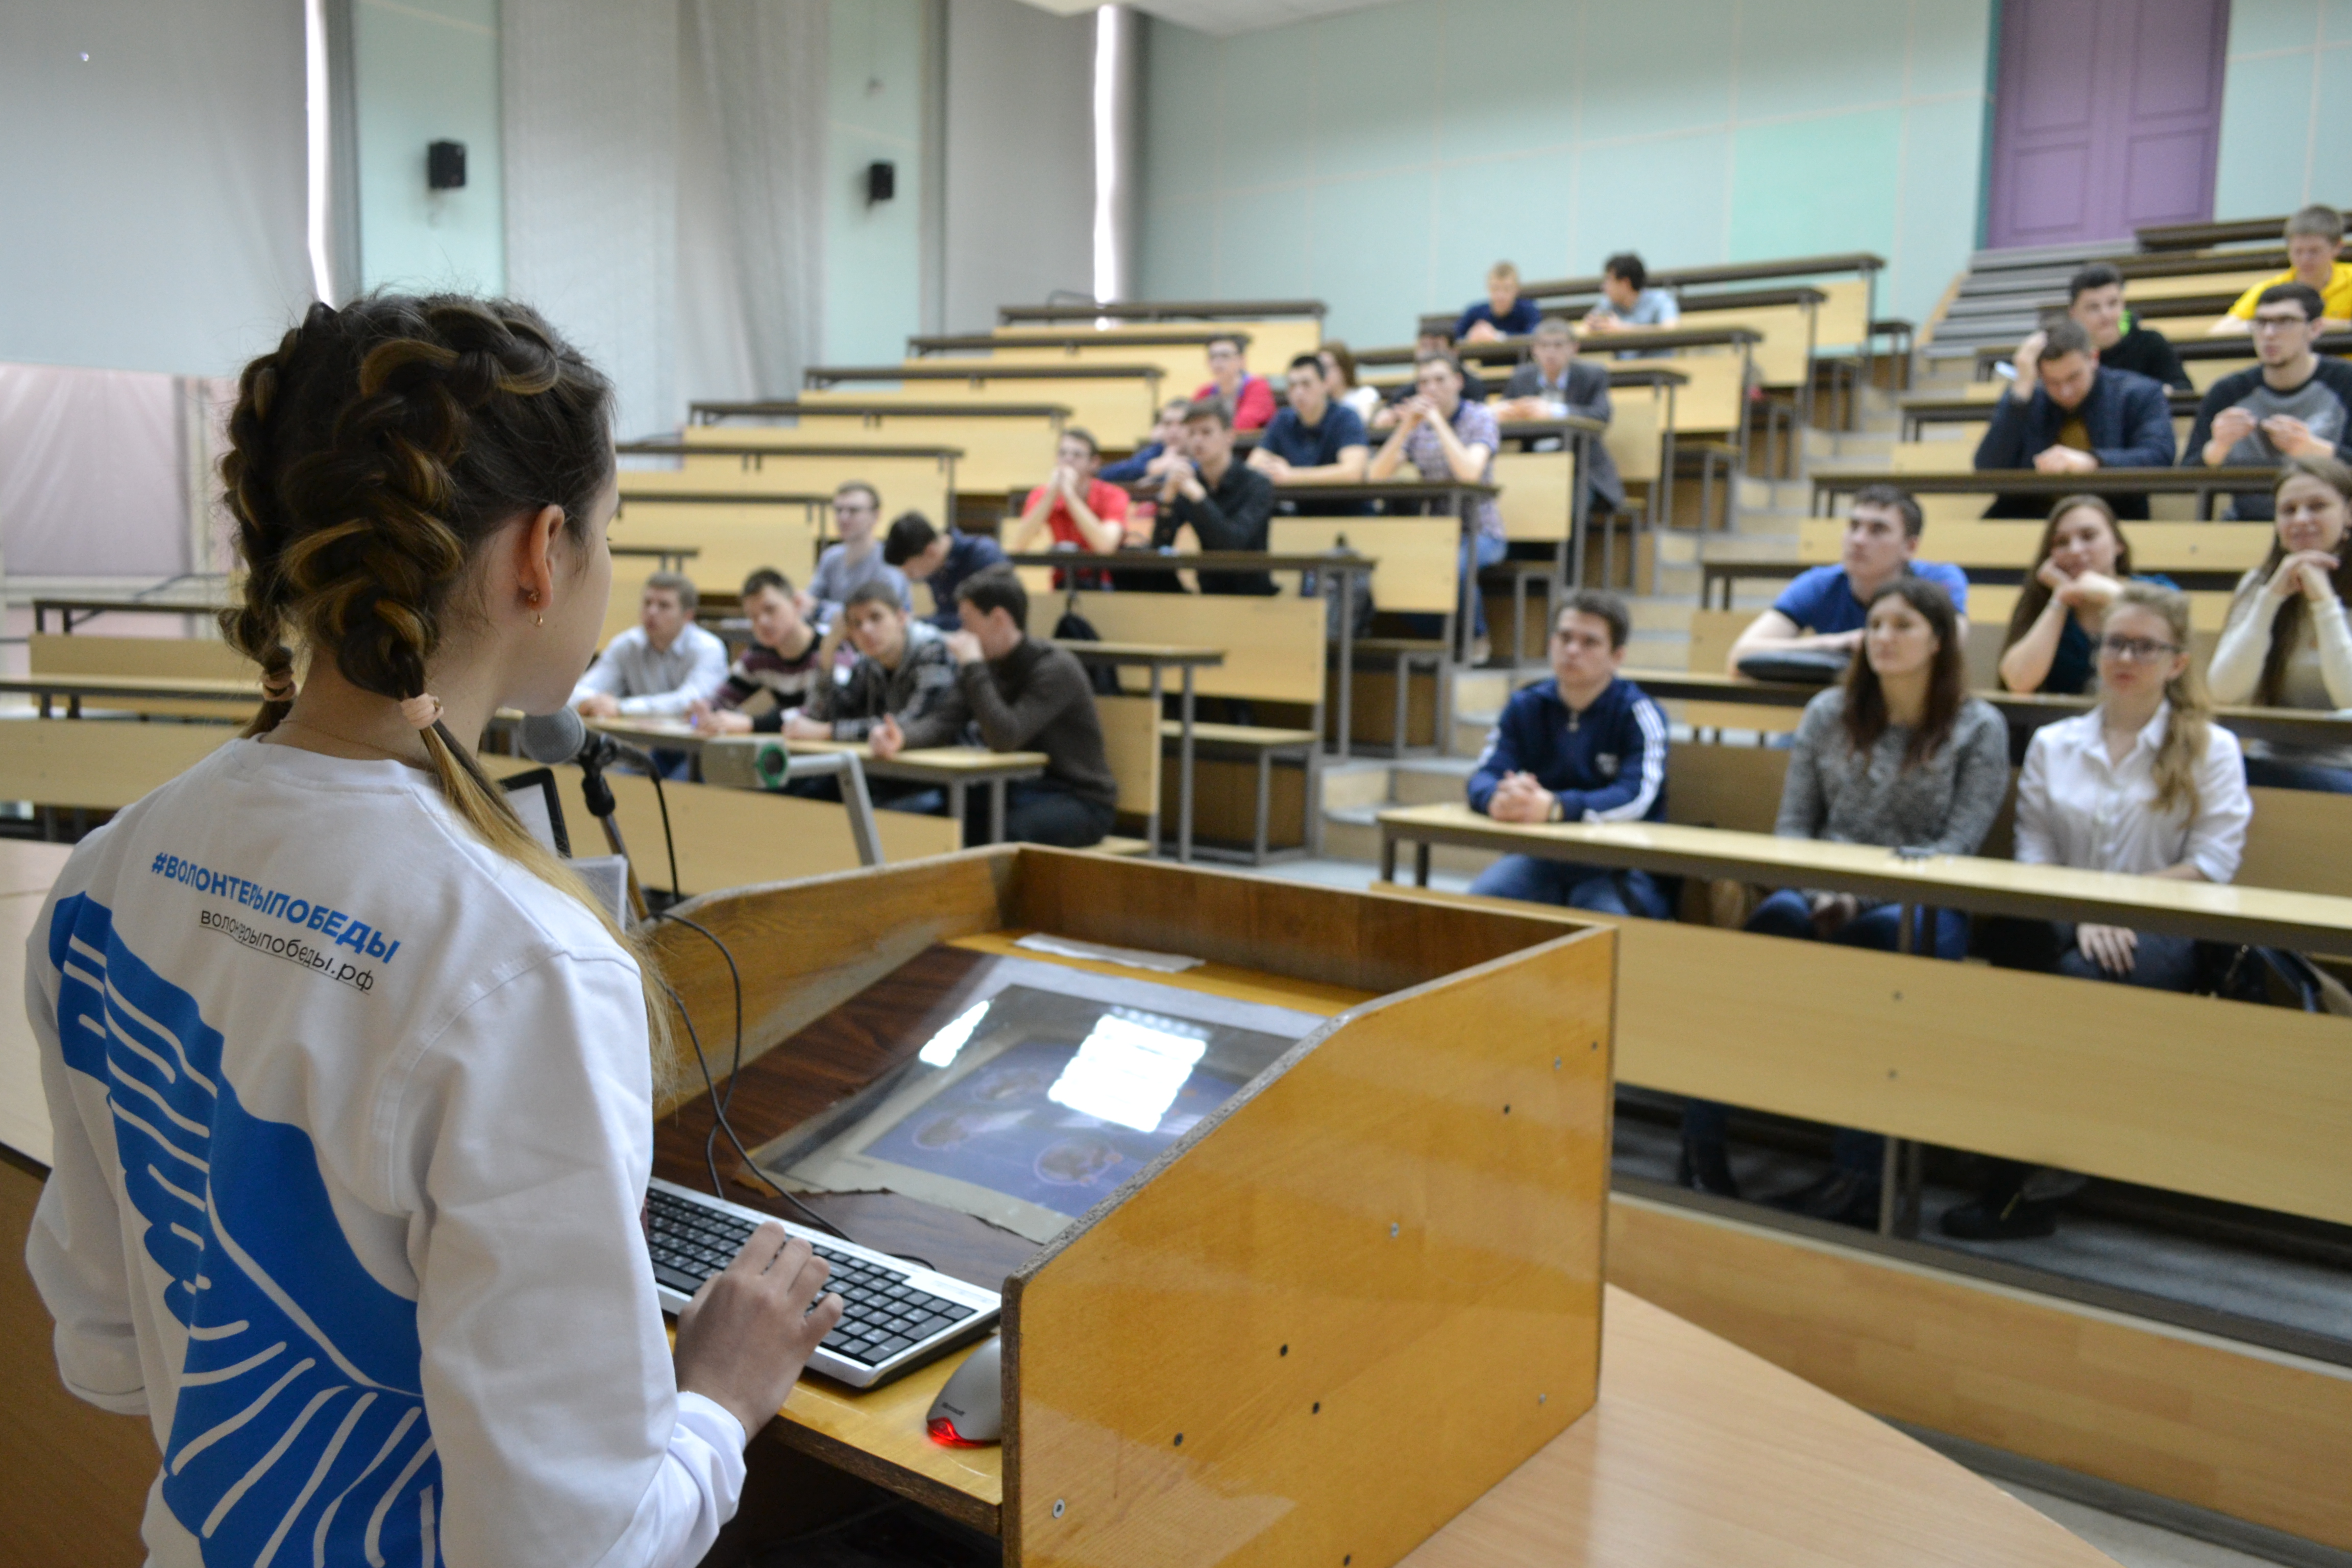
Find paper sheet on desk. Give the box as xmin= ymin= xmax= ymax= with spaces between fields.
xmin=1014 ymin=933 xmax=1203 ymax=973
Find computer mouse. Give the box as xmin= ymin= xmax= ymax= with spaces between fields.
xmin=925 ymin=1334 xmax=1001 ymax=1446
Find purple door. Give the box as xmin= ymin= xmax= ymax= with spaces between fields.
xmin=1984 ymin=0 xmax=2230 ymax=251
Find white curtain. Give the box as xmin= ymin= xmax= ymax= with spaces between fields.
xmin=0 ymin=366 xmax=186 ymax=580
xmin=679 ymin=0 xmax=830 ymax=406
xmin=0 ymin=0 xmax=312 ymax=378
xmin=501 ymin=0 xmax=682 ymax=440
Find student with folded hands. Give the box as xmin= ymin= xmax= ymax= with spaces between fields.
xmin=1680 ymin=578 xmax=2006 ymax=1218
xmin=2207 ymin=456 xmax=2352 ymax=791
xmin=1962 ymin=582 xmax=2250 ymax=1239
xmin=1997 ymin=495 xmax=2175 ymax=695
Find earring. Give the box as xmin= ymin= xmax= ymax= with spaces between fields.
xmin=533 ymin=611 xmax=545 ymax=627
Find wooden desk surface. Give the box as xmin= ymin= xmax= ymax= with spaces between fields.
xmin=1402 ymin=1287 xmax=2118 ymax=1568
xmin=1813 ymin=465 xmax=2282 ymax=500
xmin=1621 ymin=667 xmax=2352 ymax=749
xmin=691 ymin=399 xmax=1073 ymax=422
xmin=1378 ymin=802 xmax=2352 ymax=950
xmin=805 ymin=362 xmax=1165 ymax=384
xmin=0 ymin=674 xmax=259 ymax=702
xmin=1005 ymin=550 xmax=1380 ymax=575
xmin=1043 ymin=639 xmax=1224 ymax=666
xmin=587 ymin=718 xmax=1048 ymax=778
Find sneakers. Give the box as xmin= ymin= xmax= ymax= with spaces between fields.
xmin=1766 ymin=1169 xmax=1882 ymax=1229
xmin=1676 ymin=1134 xmax=1741 ymax=1199
xmin=1467 ymin=634 xmax=1492 ymax=666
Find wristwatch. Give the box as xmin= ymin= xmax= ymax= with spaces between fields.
xmin=1548 ymin=797 xmax=1565 ymax=823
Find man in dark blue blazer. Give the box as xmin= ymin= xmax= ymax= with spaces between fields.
xmin=1972 ymin=317 xmax=2176 ymax=517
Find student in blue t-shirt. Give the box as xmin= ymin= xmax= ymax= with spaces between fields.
xmin=1997 ymin=495 xmax=2175 ymax=694
xmin=1465 ymin=591 xmax=1672 ymax=917
xmin=1248 ymin=353 xmax=1371 ymax=505
xmin=1724 ymin=485 xmax=1970 ymax=672
xmin=1455 ymin=260 xmax=1542 ymax=342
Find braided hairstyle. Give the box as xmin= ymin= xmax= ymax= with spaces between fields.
xmin=220 ymin=296 xmax=673 ymax=1069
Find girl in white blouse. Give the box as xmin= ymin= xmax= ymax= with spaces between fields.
xmin=1949 ymin=583 xmax=2251 ymax=1240
xmin=2207 ymin=456 xmax=2352 ymax=791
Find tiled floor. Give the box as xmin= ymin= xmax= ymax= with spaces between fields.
xmin=1996 ymin=1483 xmax=2284 ymax=1568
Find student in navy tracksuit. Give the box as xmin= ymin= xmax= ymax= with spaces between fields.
xmin=1466 ymin=591 xmax=1672 ymax=917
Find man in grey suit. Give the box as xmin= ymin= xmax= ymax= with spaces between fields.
xmin=1494 ymin=315 xmax=1622 ymax=516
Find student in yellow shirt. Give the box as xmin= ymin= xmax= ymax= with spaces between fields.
xmin=2211 ymin=204 xmax=2352 ymax=333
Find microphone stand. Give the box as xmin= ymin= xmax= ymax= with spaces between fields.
xmin=576 ymin=749 xmax=651 ymax=923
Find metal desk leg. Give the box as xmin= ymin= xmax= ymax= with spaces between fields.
xmin=1380 ymin=828 xmax=1398 ymax=883
xmin=948 ymin=780 xmax=967 ymax=844
xmin=1253 ymin=750 xmax=1271 ymax=864
xmin=1147 ymin=665 xmax=1165 ymax=856
xmin=1879 ymin=901 xmax=1925 ymax=1239
xmin=1414 ymin=841 xmax=1431 ymax=888
xmin=990 ymin=779 xmax=1007 ymax=846
xmin=1335 ymin=566 xmax=1356 ymax=762
xmin=1567 ymin=431 xmax=1592 ymax=583
xmin=1178 ymin=668 xmax=1196 ymax=864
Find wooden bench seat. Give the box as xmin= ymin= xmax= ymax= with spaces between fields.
xmin=1158 ymin=721 xmax=1322 ymax=864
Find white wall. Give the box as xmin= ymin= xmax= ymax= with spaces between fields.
xmin=941 ymin=0 xmax=1095 ymax=334
xmin=2213 ymin=1 xmax=2352 ymax=219
xmin=354 ymin=0 xmax=506 ymax=295
xmin=502 ymin=0 xmax=679 ymax=438
xmin=0 ymin=0 xmax=312 ymax=377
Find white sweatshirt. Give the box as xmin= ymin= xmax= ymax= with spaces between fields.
xmin=23 ymin=740 xmax=744 ymax=1567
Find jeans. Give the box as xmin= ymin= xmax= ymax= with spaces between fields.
xmin=964 ymin=779 xmax=1116 ymax=848
xmin=2244 ymin=755 xmax=2352 ymax=794
xmin=1684 ymin=888 xmax=1968 ymax=1175
xmin=786 ymin=775 xmax=946 ymax=815
xmin=1980 ymin=917 xmax=2202 ymax=992
xmin=1459 ymin=529 xmax=1509 ymax=638
xmin=1467 ymin=855 xmax=1673 ymax=919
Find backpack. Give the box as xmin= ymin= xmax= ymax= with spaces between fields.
xmin=1052 ymin=610 xmax=1124 ymax=696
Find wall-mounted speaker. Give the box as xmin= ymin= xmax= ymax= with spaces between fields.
xmin=865 ymin=160 xmax=895 ymax=204
xmin=427 ymin=141 xmax=467 ymax=191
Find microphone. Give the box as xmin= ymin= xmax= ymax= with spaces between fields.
xmin=517 ymin=707 xmax=656 ymax=773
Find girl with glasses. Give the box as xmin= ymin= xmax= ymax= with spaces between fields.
xmin=1956 ymin=582 xmax=2251 ymax=1239
xmin=2207 ymin=455 xmax=2352 ymax=790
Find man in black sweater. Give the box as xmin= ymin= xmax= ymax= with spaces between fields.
xmin=946 ymin=568 xmax=1118 ymax=848
xmin=1973 ymin=317 xmax=2175 ymax=517
xmin=2180 ymin=281 xmax=2352 ymax=519
xmin=2065 ymin=263 xmax=2190 ymax=391
xmin=1153 ymin=400 xmax=1278 ymax=595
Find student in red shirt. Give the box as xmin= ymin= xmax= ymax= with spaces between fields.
xmin=1194 ymin=334 xmax=1276 ymax=430
xmin=1007 ymin=428 xmax=1134 ymax=555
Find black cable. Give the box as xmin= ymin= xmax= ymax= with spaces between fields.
xmin=644 ymin=766 xmax=683 ymax=908
xmin=651 ymin=912 xmax=853 ymax=1242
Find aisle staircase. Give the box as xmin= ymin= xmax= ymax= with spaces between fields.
xmin=1311 ymin=348 xmax=1970 ymax=869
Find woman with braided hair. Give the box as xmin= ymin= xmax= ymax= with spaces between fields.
xmin=26 ymin=296 xmax=840 ymax=1567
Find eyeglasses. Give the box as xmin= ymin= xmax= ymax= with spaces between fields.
xmin=2250 ymin=315 xmax=2311 ymax=333
xmin=2096 ymin=635 xmax=2180 ymax=662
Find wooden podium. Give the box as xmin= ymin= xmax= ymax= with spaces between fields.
xmin=646 ymin=846 xmax=1617 ymax=1566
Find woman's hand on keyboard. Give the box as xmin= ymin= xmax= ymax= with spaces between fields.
xmin=673 ymin=1224 xmax=845 ymax=1437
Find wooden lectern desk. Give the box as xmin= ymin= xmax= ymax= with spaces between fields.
xmin=645 ymin=848 xmax=2119 ymax=1568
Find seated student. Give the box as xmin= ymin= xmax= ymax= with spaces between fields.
xmin=1371 ymin=328 xmax=1489 ymax=427
xmin=1581 ymin=252 xmax=1679 ymax=349
xmin=1494 ymin=315 xmax=1623 ymax=517
xmin=1997 ymin=495 xmax=2176 ymax=695
xmin=1097 ymin=396 xmax=1192 ymax=483
xmin=2207 ymin=456 xmax=2352 ymax=791
xmin=1249 ymin=351 xmax=1370 ymax=487
xmin=1972 ymin=318 xmax=2175 ymax=518
xmin=570 ymin=569 xmax=730 ymax=717
xmin=884 ymin=509 xmax=1007 ymax=630
xmin=1008 ymin=428 xmax=1135 ymax=556
xmin=1319 ymin=340 xmax=1384 ymax=425
xmin=1194 ymin=334 xmax=1276 ymax=430
xmin=1370 ymin=351 xmax=1507 ymax=660
xmin=2208 ymin=204 xmax=2352 ymax=335
xmin=687 ymin=567 xmax=825 ymax=732
xmin=1724 ymin=485 xmax=1969 ymax=670
xmin=1687 ymin=579 xmax=2007 ymax=1220
xmin=805 ymin=481 xmax=912 ymax=626
xmin=797 ymin=579 xmax=966 ymax=752
xmin=1465 ymin=591 xmax=1671 ymax=917
xmin=1456 ymin=260 xmax=1542 ymax=342
xmin=944 ymin=567 xmax=1118 ymax=847
xmin=1153 ymin=399 xmax=1277 ymax=595
xmin=2065 ymin=262 xmax=2190 ymax=391
xmin=2182 ymin=282 xmax=2352 ymax=520
xmin=1959 ymin=582 xmax=2250 ymax=1241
